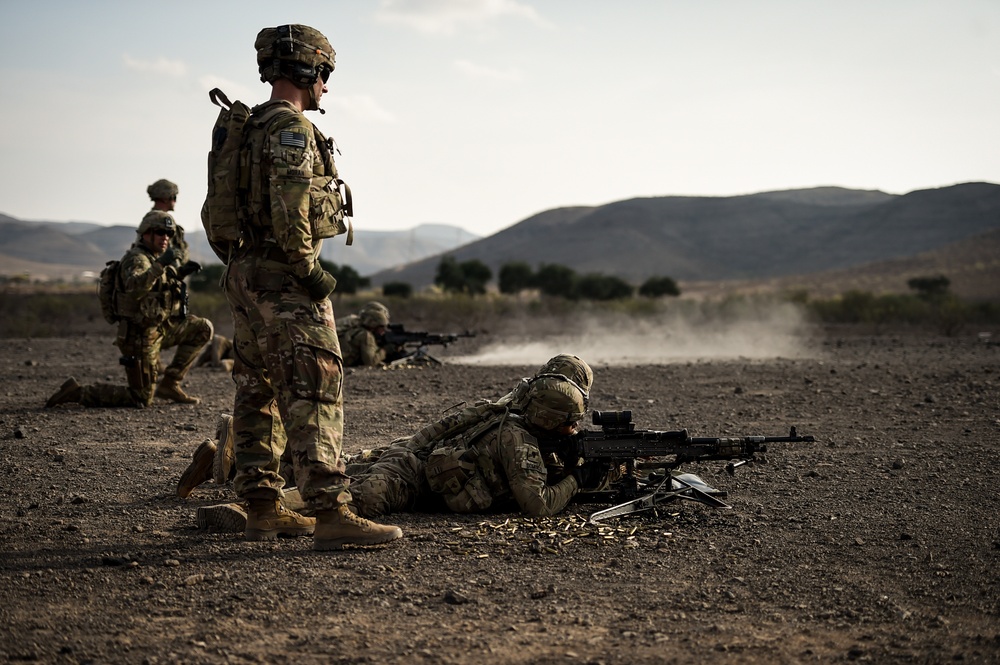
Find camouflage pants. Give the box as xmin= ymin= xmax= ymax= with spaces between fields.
xmin=348 ymin=446 xmax=430 ymax=517
xmin=225 ymin=255 xmax=349 ymax=511
xmin=80 ymin=316 xmax=212 ymax=408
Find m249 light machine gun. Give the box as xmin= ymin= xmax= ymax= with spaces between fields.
xmin=544 ymin=410 xmax=815 ymax=523
xmin=382 ymin=324 xmax=476 ymax=366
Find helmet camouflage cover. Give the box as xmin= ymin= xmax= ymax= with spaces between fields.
xmin=256 ymin=24 xmax=335 ymax=87
xmin=523 ymin=376 xmax=587 ymax=431
xmin=137 ymin=210 xmax=176 ymax=236
xmin=359 ymin=302 xmax=390 ymax=328
xmin=535 ymin=354 xmax=593 ymax=395
xmin=146 ymin=179 xmax=178 ymax=201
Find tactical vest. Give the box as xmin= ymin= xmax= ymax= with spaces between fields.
xmin=242 ymin=102 xmax=353 ymax=246
xmin=114 ymin=245 xmax=178 ymax=328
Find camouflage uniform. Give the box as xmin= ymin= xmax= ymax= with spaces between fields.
xmin=348 ymin=357 xmax=593 ymax=518
xmin=224 ymin=98 xmax=351 ymax=510
xmin=48 ymin=212 xmax=213 ymax=408
xmin=337 ymin=302 xmax=391 ymax=367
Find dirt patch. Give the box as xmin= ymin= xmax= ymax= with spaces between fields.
xmin=1 ymin=325 xmax=999 ymax=664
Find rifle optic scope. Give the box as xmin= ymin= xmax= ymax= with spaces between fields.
xmin=592 ymin=410 xmax=632 ymax=427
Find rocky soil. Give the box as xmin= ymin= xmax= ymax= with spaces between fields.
xmin=1 ymin=325 xmax=998 ymax=664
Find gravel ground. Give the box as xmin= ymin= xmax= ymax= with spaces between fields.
xmin=1 ymin=325 xmax=998 ymax=664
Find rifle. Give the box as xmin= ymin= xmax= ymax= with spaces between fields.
xmin=381 ymin=323 xmax=475 ymax=366
xmin=541 ymin=410 xmax=815 ymax=523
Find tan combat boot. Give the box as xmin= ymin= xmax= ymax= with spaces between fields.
xmin=177 ymin=439 xmax=217 ymax=498
xmin=45 ymin=377 xmax=82 ymax=408
xmin=156 ymin=376 xmax=200 ymax=404
xmin=313 ymin=505 xmax=403 ymax=551
xmin=197 ymin=502 xmax=248 ymax=532
xmin=245 ymin=499 xmax=316 ymax=541
xmin=212 ymin=414 xmax=235 ymax=484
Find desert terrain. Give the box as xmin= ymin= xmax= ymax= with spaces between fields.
xmin=1 ymin=319 xmax=998 ymax=664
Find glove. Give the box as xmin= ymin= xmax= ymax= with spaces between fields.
xmin=156 ymin=246 xmax=178 ymax=267
xmin=299 ymin=265 xmax=337 ymax=301
xmin=572 ymin=460 xmax=611 ymax=491
xmin=176 ymin=260 xmax=202 ymax=280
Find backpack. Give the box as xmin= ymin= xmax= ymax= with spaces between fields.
xmin=97 ymin=259 xmax=122 ymax=324
xmin=201 ymin=88 xmax=252 ymax=258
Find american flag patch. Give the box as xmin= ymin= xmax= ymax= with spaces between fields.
xmin=279 ymin=131 xmax=307 ymax=148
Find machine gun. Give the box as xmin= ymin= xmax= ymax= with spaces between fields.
xmin=381 ymin=324 xmax=476 ymax=366
xmin=541 ymin=410 xmax=815 ymax=523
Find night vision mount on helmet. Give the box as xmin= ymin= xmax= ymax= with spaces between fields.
xmin=255 ymin=24 xmax=335 ymax=89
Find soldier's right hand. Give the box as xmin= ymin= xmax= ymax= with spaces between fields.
xmin=156 ymin=246 xmax=178 ymax=267
xmin=572 ymin=460 xmax=611 ymax=491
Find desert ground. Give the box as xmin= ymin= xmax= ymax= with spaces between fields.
xmin=1 ymin=319 xmax=998 ymax=664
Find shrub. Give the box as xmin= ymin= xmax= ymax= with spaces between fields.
xmin=498 ymin=262 xmax=534 ymax=295
xmin=639 ymin=276 xmax=681 ymax=298
xmin=576 ymin=273 xmax=634 ymax=300
xmin=382 ymin=281 xmax=413 ymax=298
xmin=533 ymin=263 xmax=577 ymax=299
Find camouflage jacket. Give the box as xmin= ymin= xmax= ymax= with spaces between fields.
xmin=115 ymin=242 xmax=182 ymax=328
xmin=337 ymin=315 xmax=385 ymax=367
xmin=423 ymin=413 xmax=579 ymax=517
xmin=243 ymin=100 xmax=349 ymax=281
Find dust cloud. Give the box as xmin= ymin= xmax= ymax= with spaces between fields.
xmin=451 ymin=301 xmax=818 ymax=366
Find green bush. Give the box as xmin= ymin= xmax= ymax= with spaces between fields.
xmin=382 ymin=281 xmax=413 ymax=298
xmin=534 ymin=263 xmax=578 ymax=299
xmin=498 ymin=262 xmax=534 ymax=295
xmin=639 ymin=276 xmax=681 ymax=298
xmin=434 ymin=256 xmax=492 ymax=296
xmin=576 ymin=273 xmax=634 ymax=300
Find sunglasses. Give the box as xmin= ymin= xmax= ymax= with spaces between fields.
xmin=320 ymin=66 xmax=332 ymax=83
xmin=153 ymin=229 xmax=174 ymax=238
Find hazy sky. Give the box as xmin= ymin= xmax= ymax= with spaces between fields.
xmin=1 ymin=0 xmax=997 ymax=238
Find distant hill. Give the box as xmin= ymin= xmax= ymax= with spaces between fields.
xmin=0 ymin=215 xmax=478 ymax=281
xmin=369 ymin=183 xmax=1000 ymax=289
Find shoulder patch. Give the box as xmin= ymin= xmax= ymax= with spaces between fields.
xmin=280 ymin=130 xmax=307 ymax=148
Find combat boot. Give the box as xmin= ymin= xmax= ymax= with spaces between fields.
xmin=156 ymin=376 xmax=200 ymax=404
xmin=197 ymin=502 xmax=248 ymax=532
xmin=212 ymin=414 xmax=235 ymax=484
xmin=45 ymin=377 xmax=82 ymax=408
xmin=313 ymin=505 xmax=403 ymax=551
xmin=177 ymin=439 xmax=217 ymax=498
xmin=245 ymin=499 xmax=316 ymax=541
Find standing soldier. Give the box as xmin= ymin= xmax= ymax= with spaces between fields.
xmin=220 ymin=24 xmax=401 ymax=549
xmin=147 ymin=178 xmax=191 ymax=265
xmin=45 ymin=211 xmax=212 ymax=408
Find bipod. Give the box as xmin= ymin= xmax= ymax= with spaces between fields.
xmin=587 ymin=472 xmax=731 ymax=524
xmin=387 ymin=346 xmax=443 ymax=368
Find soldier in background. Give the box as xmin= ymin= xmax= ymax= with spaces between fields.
xmin=195 ymin=334 xmax=235 ymax=372
xmin=337 ymin=301 xmax=400 ymax=367
xmin=45 ymin=211 xmax=212 ymax=408
xmin=216 ymin=24 xmax=401 ymax=549
xmin=147 ymin=178 xmax=190 ymax=264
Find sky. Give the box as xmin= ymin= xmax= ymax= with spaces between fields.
xmin=0 ymin=0 xmax=998 ymax=238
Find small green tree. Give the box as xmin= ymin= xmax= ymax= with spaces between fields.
xmin=576 ymin=273 xmax=634 ymax=300
xmin=435 ymin=256 xmax=492 ymax=295
xmin=639 ymin=275 xmax=681 ymax=298
xmin=319 ymin=259 xmax=371 ymax=295
xmin=382 ymin=281 xmax=413 ymax=298
xmin=435 ymin=256 xmax=466 ymax=294
xmin=498 ymin=261 xmax=534 ymax=295
xmin=534 ymin=263 xmax=577 ymax=299
xmin=188 ymin=264 xmax=226 ymax=293
xmin=907 ymin=275 xmax=950 ymax=300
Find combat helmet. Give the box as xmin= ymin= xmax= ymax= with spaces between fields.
xmin=522 ymin=375 xmax=587 ymax=431
xmin=535 ymin=354 xmax=593 ymax=395
xmin=147 ymin=179 xmax=178 ymax=201
xmin=137 ymin=210 xmax=176 ymax=236
xmin=359 ymin=302 xmax=389 ymax=329
xmin=256 ymin=24 xmax=335 ymax=88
